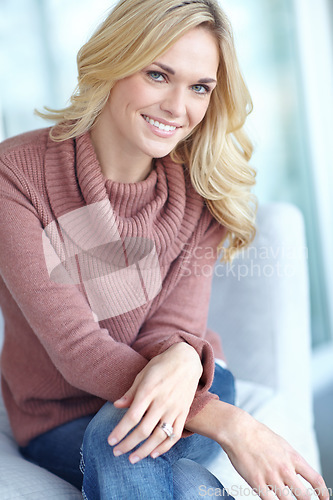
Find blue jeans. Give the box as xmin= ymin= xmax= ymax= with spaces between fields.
xmin=20 ymin=363 xmax=235 ymax=499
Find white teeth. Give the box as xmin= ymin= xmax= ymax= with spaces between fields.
xmin=143 ymin=115 xmax=176 ymax=131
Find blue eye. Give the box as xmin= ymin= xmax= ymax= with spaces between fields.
xmin=192 ymin=84 xmax=210 ymax=95
xmin=147 ymin=71 xmax=165 ymax=82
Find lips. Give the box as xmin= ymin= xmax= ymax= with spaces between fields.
xmin=142 ymin=114 xmax=181 ymax=132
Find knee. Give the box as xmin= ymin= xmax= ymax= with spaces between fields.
xmin=82 ymin=402 xmax=127 ymax=453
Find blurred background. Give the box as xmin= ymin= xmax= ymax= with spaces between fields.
xmin=0 ymin=0 xmax=332 ymax=486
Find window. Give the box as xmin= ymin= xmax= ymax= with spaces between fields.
xmin=222 ymin=0 xmax=333 ymax=347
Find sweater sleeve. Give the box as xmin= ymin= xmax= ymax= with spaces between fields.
xmin=0 ymin=162 xmax=148 ymax=401
xmin=131 ymin=216 xmax=227 ymax=428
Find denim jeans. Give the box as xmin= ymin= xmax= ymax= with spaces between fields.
xmin=20 ymin=363 xmax=235 ymax=499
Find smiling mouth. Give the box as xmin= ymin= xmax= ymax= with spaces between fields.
xmin=142 ymin=115 xmax=179 ymax=132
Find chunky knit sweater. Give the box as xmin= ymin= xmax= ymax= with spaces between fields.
xmin=0 ymin=128 xmax=225 ymax=447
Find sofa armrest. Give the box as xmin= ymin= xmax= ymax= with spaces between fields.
xmin=207 ymin=203 xmax=321 ymax=489
xmin=208 ymin=202 xmax=312 ymax=396
xmin=208 ymin=201 xmax=317 ymax=438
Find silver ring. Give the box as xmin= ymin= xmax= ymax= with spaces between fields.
xmin=160 ymin=422 xmax=174 ymax=439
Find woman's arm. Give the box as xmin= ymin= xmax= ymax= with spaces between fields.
xmin=185 ymin=400 xmax=329 ymax=500
xmin=131 ymin=215 xmax=226 ymax=422
xmin=106 ymin=219 xmax=226 ymax=460
xmin=0 ymin=154 xmax=222 ymax=407
xmin=0 ymin=161 xmax=149 ymax=401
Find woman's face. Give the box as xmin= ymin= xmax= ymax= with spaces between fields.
xmin=101 ymin=27 xmax=219 ymax=164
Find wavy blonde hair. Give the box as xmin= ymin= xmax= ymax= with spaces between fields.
xmin=37 ymin=0 xmax=257 ymax=261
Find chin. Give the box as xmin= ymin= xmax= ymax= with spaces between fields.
xmin=146 ymin=144 xmax=178 ymax=160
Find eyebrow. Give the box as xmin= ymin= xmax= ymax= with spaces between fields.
xmin=152 ymin=62 xmax=217 ymax=84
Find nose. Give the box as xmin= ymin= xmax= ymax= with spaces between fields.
xmin=160 ymin=86 xmax=186 ymax=118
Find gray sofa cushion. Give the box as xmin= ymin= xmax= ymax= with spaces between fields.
xmin=0 ymin=386 xmax=81 ymax=500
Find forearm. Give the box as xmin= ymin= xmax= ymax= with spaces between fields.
xmin=185 ymin=397 xmax=240 ymax=451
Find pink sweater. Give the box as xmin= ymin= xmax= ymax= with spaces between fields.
xmin=0 ymin=128 xmax=225 ymax=447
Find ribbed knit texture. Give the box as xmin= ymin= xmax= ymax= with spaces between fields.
xmin=0 ymin=128 xmax=225 ymax=447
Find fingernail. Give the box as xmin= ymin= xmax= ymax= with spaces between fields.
xmin=114 ymin=449 xmax=123 ymax=456
xmin=130 ymin=455 xmax=140 ymax=464
xmin=151 ymin=452 xmax=159 ymax=459
xmin=108 ymin=437 xmax=118 ymax=446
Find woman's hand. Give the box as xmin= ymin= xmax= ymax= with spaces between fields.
xmin=107 ymin=342 xmax=203 ymax=464
xmin=220 ymin=405 xmax=329 ymax=500
xmin=186 ymin=400 xmax=329 ymax=500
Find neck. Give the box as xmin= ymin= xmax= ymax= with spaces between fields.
xmin=89 ymin=116 xmax=153 ymax=184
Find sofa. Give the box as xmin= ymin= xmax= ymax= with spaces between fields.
xmin=0 ymin=202 xmax=321 ymax=499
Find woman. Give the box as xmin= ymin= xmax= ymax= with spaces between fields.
xmin=0 ymin=0 xmax=328 ymax=498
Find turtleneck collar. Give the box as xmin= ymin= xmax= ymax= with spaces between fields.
xmin=44 ymin=129 xmax=205 ymax=261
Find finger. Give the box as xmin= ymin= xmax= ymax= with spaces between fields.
xmin=285 ymin=477 xmax=311 ymax=500
xmin=130 ymin=415 xmax=181 ymax=463
xmin=150 ymin=416 xmax=184 ymax=459
xmin=269 ymin=482 xmax=296 ymax=500
xmin=278 ymin=486 xmax=295 ymax=500
xmin=121 ymin=408 xmax=181 ymax=463
xmin=113 ymin=407 xmax=163 ymax=457
xmin=255 ymin=484 xmax=280 ymax=500
xmin=128 ymin=423 xmax=174 ymax=464
xmin=113 ymin=390 xmax=136 ymax=408
xmin=108 ymin=388 xmax=152 ymax=445
xmin=113 ymin=395 xmax=132 ymax=408
xmin=114 ymin=376 xmax=141 ymax=408
xmin=296 ymin=460 xmax=329 ymax=500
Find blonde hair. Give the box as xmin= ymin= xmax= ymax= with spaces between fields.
xmin=37 ymin=0 xmax=257 ymax=261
